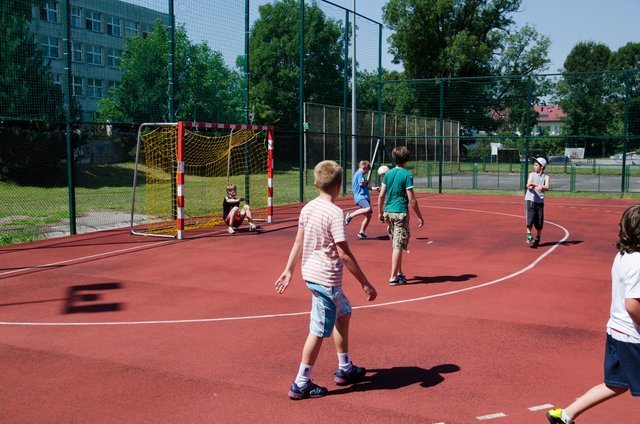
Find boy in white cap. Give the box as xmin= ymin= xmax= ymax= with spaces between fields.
xmin=524 ymin=157 xmax=550 ymax=247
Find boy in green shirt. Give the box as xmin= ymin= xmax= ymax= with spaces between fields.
xmin=377 ymin=146 xmax=424 ymax=286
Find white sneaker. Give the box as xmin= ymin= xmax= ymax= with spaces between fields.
xmin=227 ymin=226 xmax=236 ymax=234
xmin=249 ymin=223 xmax=257 ymax=231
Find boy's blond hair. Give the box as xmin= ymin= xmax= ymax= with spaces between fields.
xmin=359 ymin=160 xmax=371 ymax=169
xmin=314 ymin=160 xmax=342 ymax=191
xmin=226 ymin=184 xmax=237 ymax=192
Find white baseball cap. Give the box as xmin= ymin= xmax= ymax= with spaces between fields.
xmin=534 ymin=157 xmax=547 ymax=167
xmin=377 ymin=165 xmax=389 ymax=175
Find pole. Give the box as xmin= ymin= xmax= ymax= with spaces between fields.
xmin=167 ymin=0 xmax=175 ymax=121
xmin=62 ymin=0 xmax=76 ymax=235
xmin=298 ymin=0 xmax=305 ymax=202
xmin=351 ymin=0 xmax=357 ymax=176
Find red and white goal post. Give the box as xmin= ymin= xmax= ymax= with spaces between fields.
xmin=130 ymin=121 xmax=274 ymax=239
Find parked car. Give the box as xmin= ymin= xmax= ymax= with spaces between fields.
xmin=610 ymin=152 xmax=640 ymax=165
xmin=548 ymin=155 xmax=571 ymax=164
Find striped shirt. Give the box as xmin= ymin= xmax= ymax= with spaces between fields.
xmin=299 ymin=197 xmax=346 ymax=287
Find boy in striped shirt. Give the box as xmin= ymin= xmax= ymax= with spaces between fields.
xmin=275 ymin=160 xmax=378 ymax=400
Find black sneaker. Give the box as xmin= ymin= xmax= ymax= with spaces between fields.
xmin=334 ymin=363 xmax=366 ymax=385
xmin=530 ymin=236 xmax=540 ymax=248
xmin=287 ymin=380 xmax=328 ymax=400
xmin=357 ymin=231 xmax=368 ymax=239
xmin=389 ymin=278 xmax=400 ymax=286
xmin=397 ymin=273 xmax=408 ymax=284
xmin=344 ymin=213 xmax=352 ymax=225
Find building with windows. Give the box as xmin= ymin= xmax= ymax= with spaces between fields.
xmin=533 ymin=103 xmax=566 ymax=136
xmin=29 ymin=0 xmax=169 ymax=121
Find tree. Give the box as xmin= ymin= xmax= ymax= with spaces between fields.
xmin=384 ymin=0 xmax=524 ymax=79
xmin=248 ymin=0 xmax=344 ymax=129
xmin=557 ymin=42 xmax=614 ymax=156
xmin=608 ymin=42 xmax=640 ymax=138
xmin=0 ymin=0 xmax=65 ymax=121
xmin=97 ymin=21 xmax=243 ymax=124
xmin=382 ymin=0 xmax=551 ymax=134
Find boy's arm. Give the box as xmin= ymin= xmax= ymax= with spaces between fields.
xmin=526 ymin=173 xmax=535 ymax=189
xmin=274 ymin=225 xmax=304 ymax=294
xmin=377 ymin=185 xmax=386 ymax=222
xmin=335 ymin=241 xmax=377 ymax=301
xmin=625 ymin=298 xmax=640 ymax=327
xmin=541 ymin=175 xmax=550 ymax=191
xmin=407 ymin=188 xmax=424 ymax=227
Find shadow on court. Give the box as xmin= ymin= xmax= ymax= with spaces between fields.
xmin=329 ymin=364 xmax=461 ymax=395
xmin=406 ymin=274 xmax=477 ymax=284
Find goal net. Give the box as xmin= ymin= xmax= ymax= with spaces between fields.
xmin=130 ymin=121 xmax=274 ymax=239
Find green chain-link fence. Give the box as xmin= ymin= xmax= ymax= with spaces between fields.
xmin=1 ymin=0 xmax=639 ymax=245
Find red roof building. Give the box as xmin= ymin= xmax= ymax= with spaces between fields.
xmin=533 ymin=104 xmax=566 ymax=135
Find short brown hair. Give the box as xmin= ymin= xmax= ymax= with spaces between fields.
xmin=392 ymin=146 xmax=410 ymax=164
xmin=314 ymin=160 xmax=342 ymax=191
xmin=226 ymin=184 xmax=237 ymax=192
xmin=617 ymin=204 xmax=640 ymax=254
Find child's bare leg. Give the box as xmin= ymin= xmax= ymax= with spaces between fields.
xmin=359 ymin=210 xmax=372 ymax=234
xmin=390 ymin=248 xmax=402 ymax=280
xmin=228 ymin=207 xmax=239 ymax=225
xmin=333 ymin=313 xmax=351 ymax=354
xmin=243 ymin=205 xmax=253 ymax=222
xmin=300 ymin=333 xmax=324 ymax=366
xmin=565 ymin=383 xmax=627 ymax=420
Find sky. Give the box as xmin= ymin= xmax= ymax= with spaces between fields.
xmin=330 ymin=0 xmax=640 ymax=73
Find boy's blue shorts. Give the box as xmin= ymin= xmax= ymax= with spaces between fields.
xmin=306 ymin=282 xmax=352 ymax=338
xmin=355 ymin=198 xmax=371 ymax=209
xmin=604 ymin=333 xmax=640 ymax=396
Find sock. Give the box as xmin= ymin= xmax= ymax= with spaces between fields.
xmin=337 ymin=352 xmax=351 ymax=371
xmin=294 ymin=363 xmax=313 ymax=387
xmin=562 ymin=410 xmax=573 ymax=424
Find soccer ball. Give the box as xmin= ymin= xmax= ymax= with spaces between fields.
xmin=377 ymin=165 xmax=389 ymax=176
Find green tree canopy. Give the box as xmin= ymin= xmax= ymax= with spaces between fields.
xmin=609 ymin=42 xmax=640 ymax=137
xmin=381 ymin=0 xmax=551 ymax=134
xmin=98 ymin=21 xmax=243 ymax=123
xmin=248 ymin=0 xmax=344 ymax=129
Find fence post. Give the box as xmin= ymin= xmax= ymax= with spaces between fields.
xmin=62 ymin=0 xmax=76 ymax=235
xmin=570 ymin=164 xmax=576 ymax=192
xmin=472 ymin=163 xmax=477 ymax=189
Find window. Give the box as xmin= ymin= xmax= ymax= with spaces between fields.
xmin=41 ymin=2 xmax=58 ymax=23
xmin=107 ymin=48 xmax=121 ymax=68
xmin=85 ymin=11 xmax=101 ymax=32
xmin=70 ymin=6 xmax=82 ymax=28
xmin=72 ymin=76 xmax=83 ymax=97
xmin=107 ymin=16 xmax=122 ymax=37
xmin=107 ymin=80 xmax=118 ymax=94
xmin=88 ymin=79 xmax=103 ymax=98
xmin=124 ymin=20 xmax=139 ymax=37
xmin=71 ymin=41 xmax=82 ymax=63
xmin=42 ymin=36 xmax=59 ymax=59
xmin=52 ymin=74 xmax=62 ymax=86
xmin=86 ymin=44 xmax=103 ymax=66
xmin=142 ymin=23 xmax=153 ymax=37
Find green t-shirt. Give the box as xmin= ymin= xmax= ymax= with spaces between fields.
xmin=382 ymin=167 xmax=414 ymax=213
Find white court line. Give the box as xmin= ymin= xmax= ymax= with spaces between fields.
xmin=0 ymin=239 xmax=175 ymax=278
xmin=0 ymin=206 xmax=569 ymax=326
xmin=528 ymin=403 xmax=554 ymax=411
xmin=476 ymin=412 xmax=507 ymax=420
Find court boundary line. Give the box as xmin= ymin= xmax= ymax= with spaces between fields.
xmin=0 ymin=206 xmax=568 ymax=327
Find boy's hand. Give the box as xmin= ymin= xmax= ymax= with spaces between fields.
xmin=363 ymin=283 xmax=377 ymax=301
xmin=274 ymin=271 xmax=292 ymax=294
xmin=239 ymin=197 xmax=245 ymax=202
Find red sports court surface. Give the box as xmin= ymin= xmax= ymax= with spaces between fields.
xmin=1 ymin=194 xmax=637 ymax=423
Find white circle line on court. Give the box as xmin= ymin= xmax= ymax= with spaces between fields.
xmin=0 ymin=206 xmax=568 ymax=326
